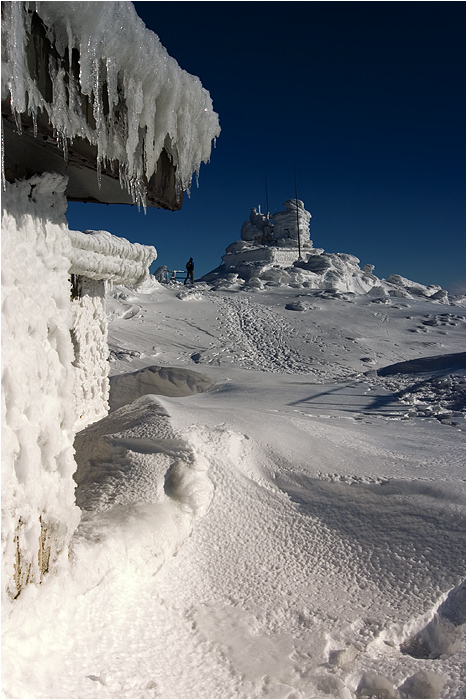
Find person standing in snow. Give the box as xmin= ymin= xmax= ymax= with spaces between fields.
xmin=184 ymin=257 xmax=194 ymax=285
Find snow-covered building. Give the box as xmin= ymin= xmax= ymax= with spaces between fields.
xmin=220 ymin=199 xmax=315 ymax=275
xmin=204 ymin=200 xmax=450 ymax=299
xmin=1 ymin=1 xmax=220 ymax=599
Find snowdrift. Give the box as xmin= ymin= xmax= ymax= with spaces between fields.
xmin=72 ymin=396 xmax=213 ymax=585
xmin=109 ymin=365 xmax=215 ymax=411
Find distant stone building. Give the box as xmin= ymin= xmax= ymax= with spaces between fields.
xmin=220 ymin=199 xmax=316 ymax=277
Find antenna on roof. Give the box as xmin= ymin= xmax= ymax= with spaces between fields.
xmin=294 ymin=163 xmax=302 ymax=260
xmin=265 ymin=176 xmax=269 ymax=215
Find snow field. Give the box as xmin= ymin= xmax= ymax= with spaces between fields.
xmin=54 ymin=411 xmax=463 ymax=698
xmin=2 ymin=275 xmax=464 ymax=698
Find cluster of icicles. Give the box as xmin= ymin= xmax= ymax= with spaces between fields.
xmin=1 ymin=1 xmax=221 ymax=208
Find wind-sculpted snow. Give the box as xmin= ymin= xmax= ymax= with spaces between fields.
xmin=109 ymin=365 xmax=215 ymax=410
xmin=72 ymin=396 xmax=213 ymax=585
xmin=204 ymin=202 xmax=455 ymax=303
xmin=2 ymin=278 xmax=465 ymax=698
xmin=68 ymin=229 xmax=157 ymax=286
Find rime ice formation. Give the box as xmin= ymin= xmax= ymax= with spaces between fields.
xmin=1 ymin=173 xmax=157 ymax=598
xmin=2 ymin=175 xmax=80 ymax=599
xmin=1 ymin=1 xmax=220 ymax=206
xmin=2 ymin=0 xmax=220 ymax=602
xmin=203 ymin=199 xmax=450 ymax=301
xmin=240 ymin=199 xmax=312 ymax=251
xmin=69 ymin=229 xmax=157 ymax=286
xmin=219 ymin=199 xmax=314 ymax=275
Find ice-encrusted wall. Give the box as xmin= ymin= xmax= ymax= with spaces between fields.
xmin=1 ymin=173 xmax=157 ymax=598
xmin=1 ymin=174 xmax=80 ymax=599
xmin=71 ymin=277 xmax=109 ymax=431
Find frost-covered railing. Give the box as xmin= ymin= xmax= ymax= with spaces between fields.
xmin=1 ymin=1 xmax=221 ymax=209
xmin=68 ymin=229 xmax=157 ymax=286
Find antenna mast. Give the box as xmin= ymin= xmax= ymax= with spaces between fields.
xmin=294 ymin=163 xmax=302 ymax=260
xmin=265 ymin=176 xmax=269 ymax=215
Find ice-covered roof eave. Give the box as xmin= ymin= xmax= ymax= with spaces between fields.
xmin=1 ymin=1 xmax=221 ymax=210
xmin=1 ymin=114 xmax=184 ymax=210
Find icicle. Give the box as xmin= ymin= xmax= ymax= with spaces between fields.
xmin=2 ymin=1 xmax=220 ymax=205
xmin=8 ymin=2 xmax=27 ymax=117
xmin=96 ymin=158 xmax=102 ymax=189
xmin=1 ymin=128 xmax=6 ymax=191
xmin=13 ymin=110 xmax=22 ymax=136
xmin=62 ymin=134 xmax=68 ymax=163
xmin=32 ymin=111 xmax=38 ymax=138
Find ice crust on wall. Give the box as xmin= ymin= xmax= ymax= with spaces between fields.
xmin=1 ymin=174 xmax=80 ymax=599
xmin=1 ymin=172 xmax=157 ymax=597
xmin=1 ymin=1 xmax=221 ymax=205
xmin=71 ymin=278 xmax=110 ymax=431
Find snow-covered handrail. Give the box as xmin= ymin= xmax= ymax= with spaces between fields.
xmin=68 ymin=229 xmax=157 ymax=286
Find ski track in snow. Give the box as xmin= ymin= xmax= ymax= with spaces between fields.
xmin=175 ymin=291 xmax=358 ymax=380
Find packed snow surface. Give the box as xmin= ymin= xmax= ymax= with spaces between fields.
xmin=3 ymin=272 xmax=465 ymax=698
xmin=1 ymin=1 xmax=220 ymax=205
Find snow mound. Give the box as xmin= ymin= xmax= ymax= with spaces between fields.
xmin=204 ymin=251 xmax=452 ymax=300
xmin=72 ymin=396 xmax=213 ymax=585
xmin=285 ymin=300 xmax=307 ymax=311
xmin=176 ymin=288 xmax=206 ymax=301
xmin=384 ymin=274 xmax=449 ymax=302
xmin=109 ymin=365 xmax=215 ymax=410
xmin=378 ymin=352 xmax=466 ymax=376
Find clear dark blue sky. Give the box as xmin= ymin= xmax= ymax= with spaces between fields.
xmin=67 ymin=1 xmax=465 ymax=292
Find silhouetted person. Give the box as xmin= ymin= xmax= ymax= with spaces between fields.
xmin=184 ymin=257 xmax=194 ymax=285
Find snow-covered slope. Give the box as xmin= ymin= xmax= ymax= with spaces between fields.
xmin=2 ymin=274 xmax=465 ymax=699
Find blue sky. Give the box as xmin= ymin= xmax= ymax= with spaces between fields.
xmin=66 ymin=1 xmax=465 ymax=293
